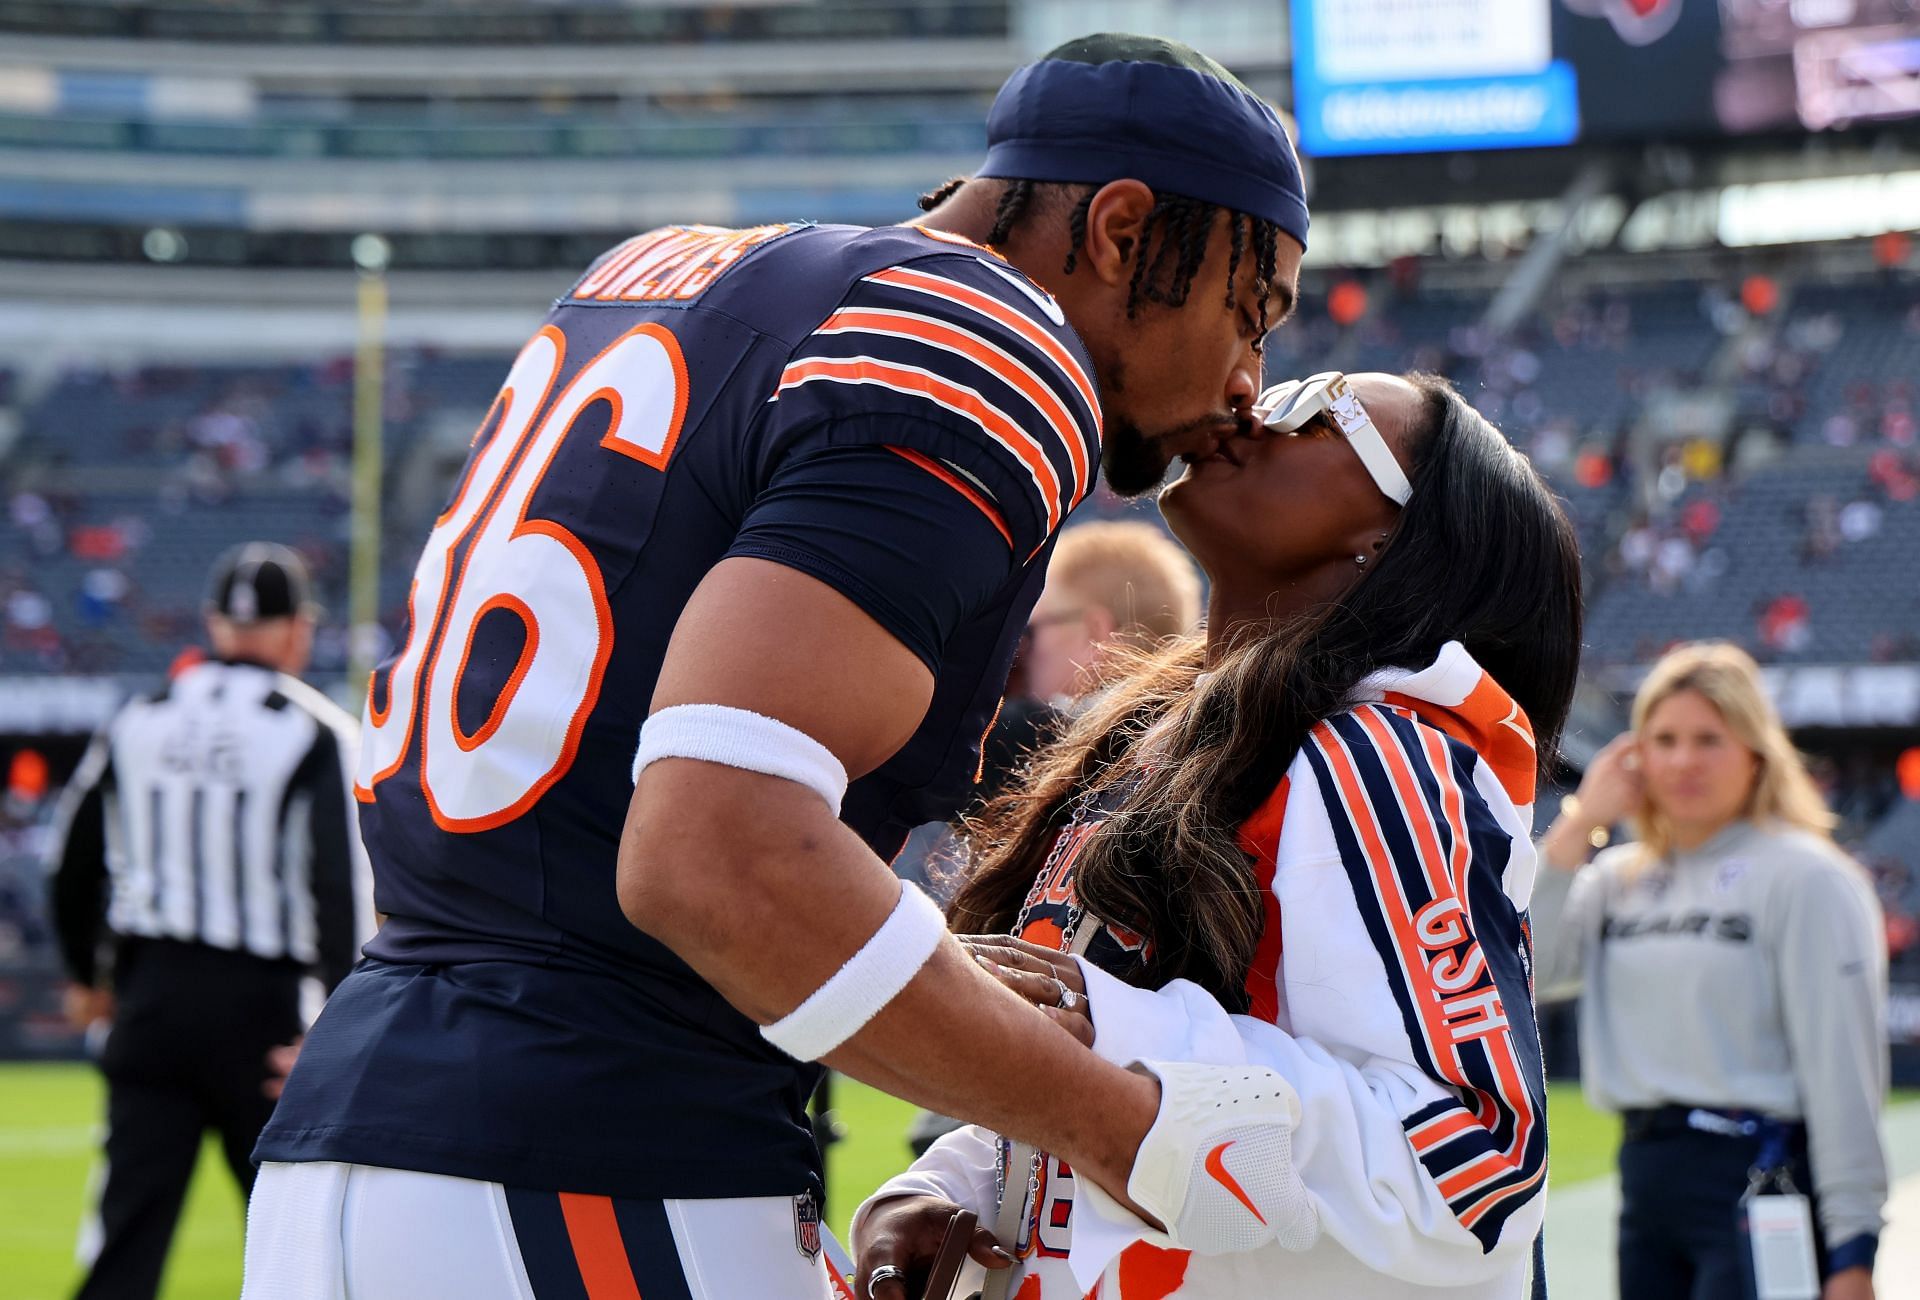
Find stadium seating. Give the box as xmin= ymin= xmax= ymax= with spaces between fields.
xmin=3 ymin=259 xmax=1917 ymax=681
xmin=0 ymin=351 xmax=519 ymax=674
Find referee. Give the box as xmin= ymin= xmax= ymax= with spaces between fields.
xmin=46 ymin=542 xmax=371 ymax=1300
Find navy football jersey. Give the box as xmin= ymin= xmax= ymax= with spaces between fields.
xmin=256 ymin=223 xmax=1102 ymax=1199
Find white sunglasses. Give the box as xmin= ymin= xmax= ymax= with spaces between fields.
xmin=1250 ymin=372 xmax=1413 ymax=507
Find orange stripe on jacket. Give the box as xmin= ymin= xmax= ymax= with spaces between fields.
xmin=556 ymin=1193 xmax=643 ymax=1300
xmin=1351 ymin=711 xmax=1542 ymax=1180
xmin=884 ymin=446 xmax=1013 ymax=549
xmin=1354 ymin=708 xmax=1454 ymax=903
xmin=865 ymin=265 xmax=1099 ymax=494
xmin=1405 ymin=721 xmax=1541 ymax=1171
xmin=777 ymin=357 xmax=1063 ymax=534
xmin=1437 ymin=1149 xmax=1516 ymax=1200
xmin=1408 ymin=722 xmax=1478 ymax=930
xmin=1309 ymin=721 xmax=1460 ymax=1070
xmin=1407 ymin=1107 xmax=1481 ymax=1152
xmin=1235 ymin=776 xmax=1290 ymax=1025
xmin=824 ymin=307 xmax=1085 ymax=505
xmin=1383 ymin=670 xmax=1536 ymax=808
xmin=1457 ymin=1164 xmax=1548 ymax=1230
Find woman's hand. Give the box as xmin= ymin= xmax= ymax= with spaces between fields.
xmin=1540 ymin=733 xmax=1645 ymax=872
xmin=959 ymin=934 xmax=1094 ymax=1047
xmin=1822 ymin=1267 xmax=1874 ymax=1300
xmin=854 ymin=1195 xmax=1011 ymax=1300
xmin=1574 ymin=733 xmax=1646 ymax=829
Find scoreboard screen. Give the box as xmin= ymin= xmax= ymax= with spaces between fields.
xmin=1292 ymin=0 xmax=1920 ymax=157
xmin=1291 ymin=0 xmax=1580 ymax=156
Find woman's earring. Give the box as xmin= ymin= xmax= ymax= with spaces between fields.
xmin=1354 ymin=554 xmax=1369 ymax=567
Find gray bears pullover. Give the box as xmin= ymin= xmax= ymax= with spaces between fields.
xmin=1531 ymin=818 xmax=1889 ymax=1253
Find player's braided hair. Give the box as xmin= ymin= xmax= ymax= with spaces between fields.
xmin=917 ymin=175 xmax=969 ymax=213
xmin=917 ymin=177 xmax=1281 ymax=335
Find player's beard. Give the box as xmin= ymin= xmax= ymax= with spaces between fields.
xmin=1097 ymin=363 xmax=1241 ymax=497
xmin=1103 ymin=411 xmax=1244 ymax=498
xmin=1101 ymin=418 xmax=1173 ymax=497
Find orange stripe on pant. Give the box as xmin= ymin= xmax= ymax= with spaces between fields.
xmin=558 ymin=1192 xmax=645 ymax=1300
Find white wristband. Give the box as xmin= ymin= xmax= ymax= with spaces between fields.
xmin=761 ymin=882 xmax=947 ymax=1062
xmin=633 ymin=703 xmax=848 ymax=816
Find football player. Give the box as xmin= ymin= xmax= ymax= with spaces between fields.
xmin=245 ymin=34 xmax=1309 ymax=1299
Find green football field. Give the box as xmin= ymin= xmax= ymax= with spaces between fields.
xmin=0 ymin=1064 xmax=1621 ymax=1300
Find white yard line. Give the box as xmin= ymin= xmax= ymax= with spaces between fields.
xmin=0 ymin=1124 xmax=95 ymax=1156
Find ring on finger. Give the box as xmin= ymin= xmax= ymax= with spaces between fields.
xmin=868 ymin=1264 xmax=906 ymax=1298
xmin=1054 ymin=979 xmax=1080 ymax=1012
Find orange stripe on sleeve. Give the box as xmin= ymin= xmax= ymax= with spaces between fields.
xmin=1310 ymin=722 xmax=1459 ymax=1066
xmin=1457 ymin=1165 xmax=1548 ymax=1229
xmin=777 ymin=357 xmax=1061 ymax=532
xmin=885 ymin=446 xmax=1013 ymax=549
xmin=557 ymin=1193 xmax=644 ymax=1300
xmin=1436 ymin=1150 xmax=1513 ymax=1200
xmin=1354 ymin=708 xmax=1453 ymax=900
xmin=823 ymin=308 xmax=1085 ymax=503
xmin=1235 ymin=776 xmax=1290 ymax=1025
xmin=1408 ymin=1107 xmax=1482 ymax=1152
xmin=865 ymin=265 xmax=1099 ymax=497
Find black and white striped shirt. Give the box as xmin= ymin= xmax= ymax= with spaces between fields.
xmin=47 ymin=658 xmax=372 ymax=992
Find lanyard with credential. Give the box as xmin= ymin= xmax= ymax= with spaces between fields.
xmin=975 ymin=919 xmax=1103 ymax=1300
xmin=1738 ymin=1118 xmax=1819 ymax=1300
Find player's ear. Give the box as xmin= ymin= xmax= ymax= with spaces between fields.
xmin=1079 ymin=180 xmax=1156 ymax=288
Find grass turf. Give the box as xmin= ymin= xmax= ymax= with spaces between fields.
xmin=0 ymin=1065 xmax=1626 ymax=1298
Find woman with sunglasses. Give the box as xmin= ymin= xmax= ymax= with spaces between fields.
xmin=853 ymin=372 xmax=1583 ymax=1300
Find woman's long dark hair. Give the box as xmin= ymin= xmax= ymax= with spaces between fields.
xmin=949 ymin=374 xmax=1584 ymax=1008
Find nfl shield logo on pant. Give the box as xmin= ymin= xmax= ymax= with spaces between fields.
xmin=794 ymin=1191 xmax=822 ymax=1262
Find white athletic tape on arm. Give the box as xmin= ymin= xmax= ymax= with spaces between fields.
xmin=633 ymin=703 xmax=848 ymax=816
xmin=761 ymin=882 xmax=947 ymax=1062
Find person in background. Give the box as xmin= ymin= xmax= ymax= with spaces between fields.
xmin=46 ymin=543 xmax=371 ymax=1300
xmin=1533 ymin=641 xmax=1888 ymax=1300
xmin=1023 ymin=520 xmax=1203 ymax=711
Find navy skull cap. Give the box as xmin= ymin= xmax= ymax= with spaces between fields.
xmin=980 ymin=33 xmax=1309 ymax=250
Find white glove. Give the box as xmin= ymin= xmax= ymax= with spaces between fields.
xmin=1106 ymin=1061 xmax=1320 ymax=1256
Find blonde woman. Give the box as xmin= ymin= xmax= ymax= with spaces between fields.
xmin=1533 ymin=642 xmax=1889 ymax=1300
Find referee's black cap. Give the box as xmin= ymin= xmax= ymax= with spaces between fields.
xmin=205 ymin=542 xmax=320 ymax=625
